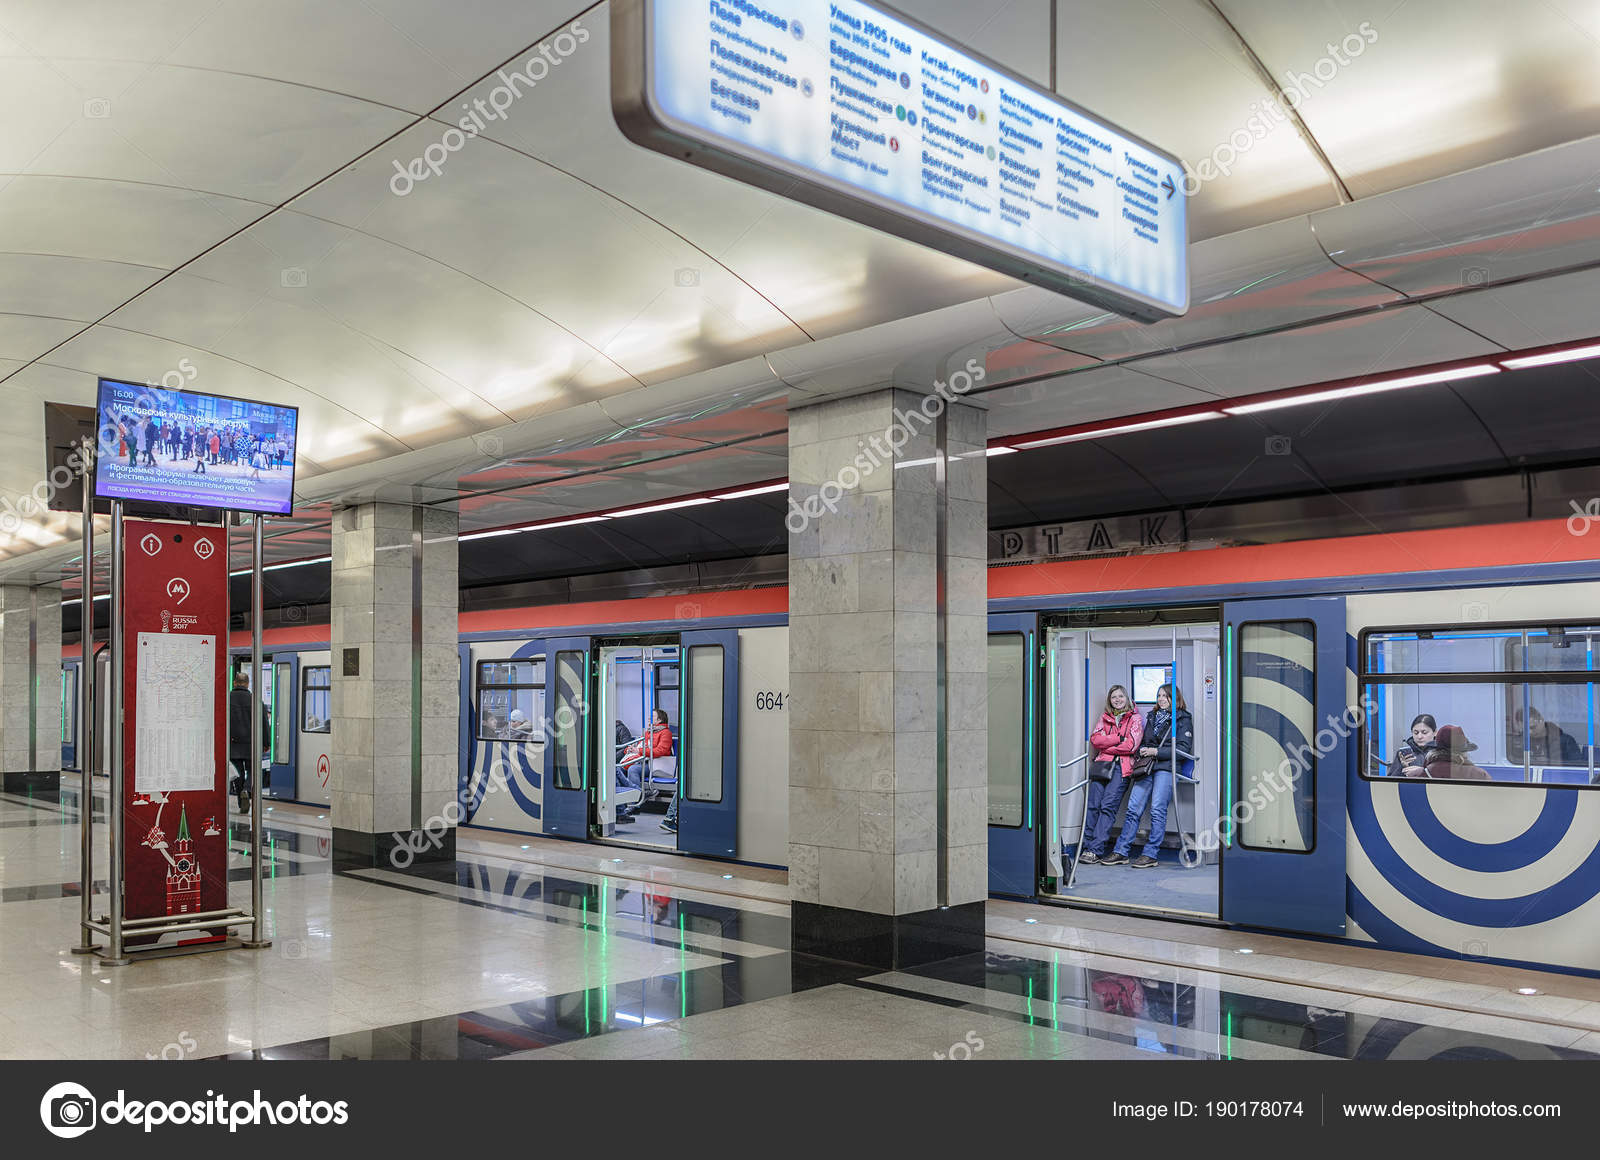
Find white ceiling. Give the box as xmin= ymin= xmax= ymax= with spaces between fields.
xmin=5 ymin=0 xmax=1600 ymax=581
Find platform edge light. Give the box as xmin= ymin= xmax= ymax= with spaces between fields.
xmin=609 ymin=0 xmax=1189 ymax=323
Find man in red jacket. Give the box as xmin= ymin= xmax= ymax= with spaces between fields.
xmin=617 ymin=709 xmax=673 ymax=825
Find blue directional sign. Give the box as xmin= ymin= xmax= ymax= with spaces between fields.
xmin=612 ymin=0 xmax=1188 ymax=320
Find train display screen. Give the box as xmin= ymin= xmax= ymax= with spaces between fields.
xmin=94 ymin=379 xmax=299 ymax=516
xmin=616 ymin=0 xmax=1189 ymax=320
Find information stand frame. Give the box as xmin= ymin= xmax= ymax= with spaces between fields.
xmin=71 ymin=440 xmax=271 ymax=964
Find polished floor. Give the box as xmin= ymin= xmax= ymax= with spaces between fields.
xmin=2 ymin=778 xmax=1598 ymax=1061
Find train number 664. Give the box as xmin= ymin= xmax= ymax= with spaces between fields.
xmin=754 ymin=691 xmax=787 ymax=711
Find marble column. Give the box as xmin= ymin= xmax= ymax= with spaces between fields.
xmin=0 ymin=585 xmax=63 ymax=793
xmin=788 ymin=386 xmax=988 ymax=969
xmin=329 ymin=503 xmax=459 ymax=869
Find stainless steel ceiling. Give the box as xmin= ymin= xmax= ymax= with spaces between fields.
xmin=6 ymin=0 xmax=1600 ymax=585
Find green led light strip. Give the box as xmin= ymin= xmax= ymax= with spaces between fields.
xmin=1223 ymin=622 xmax=1234 ymax=846
xmin=1026 ymin=630 xmax=1035 ymax=831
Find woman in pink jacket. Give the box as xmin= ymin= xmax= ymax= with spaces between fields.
xmin=1080 ymin=685 xmax=1143 ymax=864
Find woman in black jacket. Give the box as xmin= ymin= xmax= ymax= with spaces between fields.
xmin=1101 ymin=684 xmax=1194 ymax=868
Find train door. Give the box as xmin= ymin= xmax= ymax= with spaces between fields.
xmin=987 ymin=613 xmax=1039 ymax=897
xmin=542 ymin=636 xmax=593 ymax=840
xmin=61 ymin=661 xmax=79 ymax=770
xmin=1219 ymin=597 xmax=1348 ymax=936
xmin=675 ymin=629 xmax=739 ymax=859
xmin=266 ymin=655 xmax=297 ymax=799
xmin=297 ymin=653 xmax=333 ymax=805
xmin=1042 ymin=610 xmax=1222 ymax=920
xmin=596 ymin=639 xmax=680 ymax=849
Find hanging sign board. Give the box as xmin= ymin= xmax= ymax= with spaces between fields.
xmin=611 ymin=0 xmax=1189 ymax=320
xmin=121 ymin=518 xmax=231 ymax=946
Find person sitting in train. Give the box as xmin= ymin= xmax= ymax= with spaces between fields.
xmin=1420 ymin=725 xmax=1492 ymax=780
xmin=617 ymin=709 xmax=673 ymax=825
xmin=1079 ymin=684 xmax=1142 ymax=865
xmin=1507 ymin=705 xmax=1585 ymax=767
xmin=1101 ymin=684 xmax=1193 ymax=869
xmin=505 ymin=709 xmax=535 ymax=741
xmin=1391 ymin=713 xmax=1437 ymax=777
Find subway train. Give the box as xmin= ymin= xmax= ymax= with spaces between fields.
xmin=59 ymin=516 xmax=1600 ymax=976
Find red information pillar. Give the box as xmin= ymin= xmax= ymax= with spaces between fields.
xmin=121 ymin=519 xmax=230 ymax=945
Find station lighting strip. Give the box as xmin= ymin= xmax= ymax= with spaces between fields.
xmin=54 ymin=335 xmax=1600 ymax=590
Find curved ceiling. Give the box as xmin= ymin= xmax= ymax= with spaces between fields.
xmin=6 ymin=0 xmax=1600 ymax=583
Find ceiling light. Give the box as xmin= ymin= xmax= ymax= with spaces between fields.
xmin=1500 ymin=342 xmax=1600 ymax=370
xmin=606 ymin=497 xmax=718 ymax=519
xmin=894 ymin=456 xmax=942 ymax=469
xmin=985 ymin=446 xmax=1018 ymax=457
xmin=460 ymin=515 xmax=611 ymax=542
xmin=1223 ymin=364 xmax=1500 ymax=416
xmin=1014 ymin=410 xmax=1223 ymax=450
xmin=714 ymin=482 xmax=788 ymax=499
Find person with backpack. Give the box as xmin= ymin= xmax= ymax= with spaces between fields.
xmin=1102 ymin=683 xmax=1193 ymax=868
xmin=228 ymin=671 xmax=271 ymax=815
xmin=1079 ymin=684 xmax=1143 ymax=865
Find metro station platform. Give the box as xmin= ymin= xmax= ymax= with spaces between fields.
xmin=6 ymin=777 xmax=1597 ymax=1063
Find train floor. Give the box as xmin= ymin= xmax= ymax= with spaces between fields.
xmin=4 ymin=776 xmax=1600 ymax=1061
xmin=1052 ymin=855 xmax=1219 ymax=918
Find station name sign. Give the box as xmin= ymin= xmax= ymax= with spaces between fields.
xmin=612 ymin=0 xmax=1189 ymax=321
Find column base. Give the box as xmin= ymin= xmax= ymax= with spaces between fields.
xmin=791 ymin=900 xmax=986 ymax=970
xmin=332 ymin=827 xmax=456 ymax=873
xmin=2 ymin=769 xmax=60 ymax=794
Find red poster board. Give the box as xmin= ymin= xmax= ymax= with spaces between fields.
xmin=121 ymin=519 xmax=230 ymax=946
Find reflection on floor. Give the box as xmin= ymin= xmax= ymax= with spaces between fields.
xmin=5 ymin=780 xmax=1599 ymax=1061
xmin=1054 ymin=852 xmax=1218 ymax=917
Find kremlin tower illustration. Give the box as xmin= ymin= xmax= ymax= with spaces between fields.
xmin=164 ymin=806 xmax=202 ymax=916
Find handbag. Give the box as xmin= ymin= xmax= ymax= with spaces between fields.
xmin=1089 ymin=759 xmax=1118 ymax=783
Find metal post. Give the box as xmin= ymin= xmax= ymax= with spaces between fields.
xmin=242 ymin=514 xmax=271 ymax=948
xmin=73 ymin=439 xmax=96 ymax=954
xmin=104 ymin=500 xmax=128 ymax=965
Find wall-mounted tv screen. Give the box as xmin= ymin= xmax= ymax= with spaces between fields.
xmin=94 ymin=379 xmax=299 ymax=516
xmin=1131 ymin=663 xmax=1172 ymax=705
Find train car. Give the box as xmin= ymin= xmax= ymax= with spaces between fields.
xmin=989 ymin=516 xmax=1600 ymax=977
xmin=457 ymin=593 xmax=789 ymax=866
xmin=225 ymin=642 xmax=333 ymax=807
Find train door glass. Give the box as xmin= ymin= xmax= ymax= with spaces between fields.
xmin=266 ymin=659 xmax=296 ymax=798
xmin=543 ymin=638 xmax=592 ymax=839
xmin=61 ymin=664 xmax=79 ymax=770
xmin=597 ymin=642 xmax=681 ymax=851
xmin=676 ymin=629 xmax=739 ymax=859
xmin=1045 ymin=613 xmax=1221 ymax=920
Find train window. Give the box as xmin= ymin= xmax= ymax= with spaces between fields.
xmin=272 ymin=662 xmax=293 ymax=763
xmin=550 ymin=651 xmax=586 ymax=790
xmin=684 ymin=646 xmax=724 ymax=803
xmin=476 ymin=658 xmax=548 ymax=743
xmin=1237 ymin=621 xmax=1316 ymax=852
xmin=301 ymin=666 xmax=331 ymax=733
xmin=987 ymin=634 xmax=1027 ymax=828
xmin=1362 ymin=624 xmax=1598 ymax=786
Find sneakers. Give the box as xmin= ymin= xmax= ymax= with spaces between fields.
xmin=1079 ymin=851 xmax=1101 ymax=865
xmin=1098 ymin=852 xmax=1128 ymax=866
xmin=659 ymin=819 xmax=677 ymax=833
xmin=1131 ymin=855 xmax=1159 ymax=869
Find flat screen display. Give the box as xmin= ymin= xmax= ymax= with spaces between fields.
xmin=616 ymin=0 xmax=1188 ymax=319
xmin=94 ymin=379 xmax=299 ymax=516
xmin=1132 ymin=663 xmax=1172 ymax=705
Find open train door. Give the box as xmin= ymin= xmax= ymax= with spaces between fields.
xmin=675 ymin=629 xmax=739 ymax=859
xmin=542 ymin=637 xmax=593 ymax=840
xmin=1220 ymin=597 xmax=1348 ymax=936
xmin=987 ymin=612 xmax=1039 ymax=897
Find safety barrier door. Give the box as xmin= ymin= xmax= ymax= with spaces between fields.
xmin=1220 ymin=597 xmax=1348 ymax=935
xmin=61 ymin=661 xmax=79 ymax=770
xmin=676 ymin=629 xmax=740 ymax=859
xmin=988 ymin=613 xmax=1039 ymax=897
xmin=542 ymin=637 xmax=593 ymax=840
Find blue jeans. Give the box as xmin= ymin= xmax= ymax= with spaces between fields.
xmin=664 ymin=793 xmax=679 ymax=825
xmin=1081 ymin=775 xmax=1129 ymax=855
xmin=1114 ymin=768 xmax=1174 ymax=859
